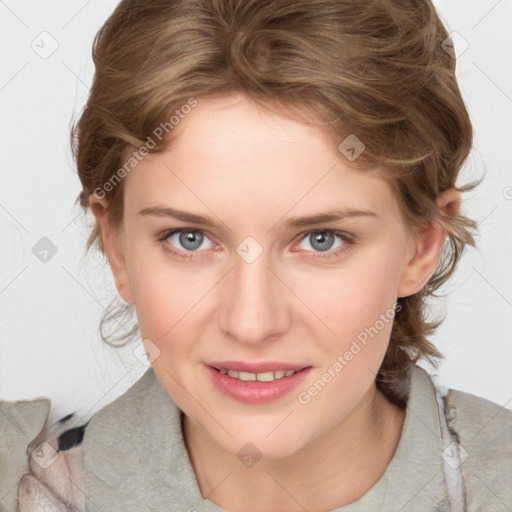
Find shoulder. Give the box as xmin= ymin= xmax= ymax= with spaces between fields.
xmin=445 ymin=387 xmax=512 ymax=454
xmin=20 ymin=412 xmax=87 ymax=512
xmin=444 ymin=387 xmax=512 ymax=511
xmin=83 ymin=366 xmax=157 ymax=440
xmin=0 ymin=398 xmax=88 ymax=512
xmin=0 ymin=399 xmax=51 ymax=511
xmin=4 ymin=370 xmax=155 ymax=512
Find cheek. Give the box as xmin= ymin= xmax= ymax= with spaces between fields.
xmin=125 ymin=241 xmax=203 ymax=341
xmin=303 ymin=244 xmax=404 ymax=364
xmin=293 ymin=253 xmax=403 ymax=422
xmin=314 ymin=245 xmax=402 ymax=322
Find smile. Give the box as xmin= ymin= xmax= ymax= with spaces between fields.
xmin=205 ymin=363 xmax=312 ymax=404
xmin=217 ymin=368 xmax=299 ymax=382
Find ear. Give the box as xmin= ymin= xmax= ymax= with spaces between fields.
xmin=397 ymin=188 xmax=461 ymax=298
xmin=88 ymin=193 xmax=134 ymax=304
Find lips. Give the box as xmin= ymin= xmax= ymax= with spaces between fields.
xmin=205 ymin=363 xmax=312 ymax=404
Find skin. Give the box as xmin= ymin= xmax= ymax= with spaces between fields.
xmin=90 ymin=92 xmax=461 ymax=511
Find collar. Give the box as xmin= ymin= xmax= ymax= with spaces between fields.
xmin=83 ymin=365 xmax=450 ymax=511
xmin=339 ymin=364 xmax=451 ymax=511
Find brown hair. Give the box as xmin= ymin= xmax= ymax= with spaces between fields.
xmin=72 ymin=0 xmax=481 ymax=405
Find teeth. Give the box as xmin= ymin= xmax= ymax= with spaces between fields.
xmin=238 ymin=371 xmax=256 ymax=381
xmin=221 ymin=368 xmax=300 ymax=381
xmin=256 ymin=371 xmax=276 ymax=382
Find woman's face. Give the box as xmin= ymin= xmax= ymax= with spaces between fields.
xmin=102 ymin=93 xmax=420 ymax=459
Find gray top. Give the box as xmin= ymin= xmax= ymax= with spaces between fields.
xmin=1 ymin=364 xmax=511 ymax=511
xmin=81 ymin=364 xmax=511 ymax=511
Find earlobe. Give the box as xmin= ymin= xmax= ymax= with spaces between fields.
xmin=88 ymin=194 xmax=134 ymax=304
xmin=397 ymin=188 xmax=461 ymax=298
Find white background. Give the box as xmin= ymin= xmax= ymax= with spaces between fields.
xmin=1 ymin=0 xmax=511 ymax=425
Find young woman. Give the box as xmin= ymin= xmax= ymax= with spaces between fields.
xmin=1 ymin=0 xmax=510 ymax=511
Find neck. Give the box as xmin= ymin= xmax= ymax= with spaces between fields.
xmin=183 ymin=383 xmax=406 ymax=512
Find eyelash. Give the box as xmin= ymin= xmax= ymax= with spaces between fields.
xmin=156 ymin=228 xmax=356 ymax=262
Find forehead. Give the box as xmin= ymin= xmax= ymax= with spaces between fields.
xmin=123 ymin=94 xmax=399 ymax=222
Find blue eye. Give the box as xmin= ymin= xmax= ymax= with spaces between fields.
xmin=160 ymin=229 xmax=213 ymax=255
xmin=296 ymin=230 xmax=354 ymax=260
xmin=157 ymin=228 xmax=354 ymax=261
xmin=300 ymin=231 xmax=339 ymax=252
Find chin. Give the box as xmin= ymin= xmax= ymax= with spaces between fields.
xmin=218 ymin=427 xmax=309 ymax=462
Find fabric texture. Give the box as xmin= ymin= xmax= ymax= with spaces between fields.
xmin=0 ymin=399 xmax=50 ymax=512
xmin=1 ymin=364 xmax=511 ymax=511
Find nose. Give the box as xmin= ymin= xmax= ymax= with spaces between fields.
xmin=218 ymin=247 xmax=290 ymax=346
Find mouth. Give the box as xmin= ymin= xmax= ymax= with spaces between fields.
xmin=211 ymin=367 xmax=306 ymax=382
xmin=205 ymin=361 xmax=312 ymax=404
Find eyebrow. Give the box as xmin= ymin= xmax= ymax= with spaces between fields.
xmin=137 ymin=205 xmax=378 ymax=229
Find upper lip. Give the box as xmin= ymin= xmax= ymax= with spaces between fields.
xmin=207 ymin=361 xmax=310 ymax=373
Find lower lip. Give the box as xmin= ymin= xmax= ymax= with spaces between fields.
xmin=205 ymin=365 xmax=312 ymax=404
